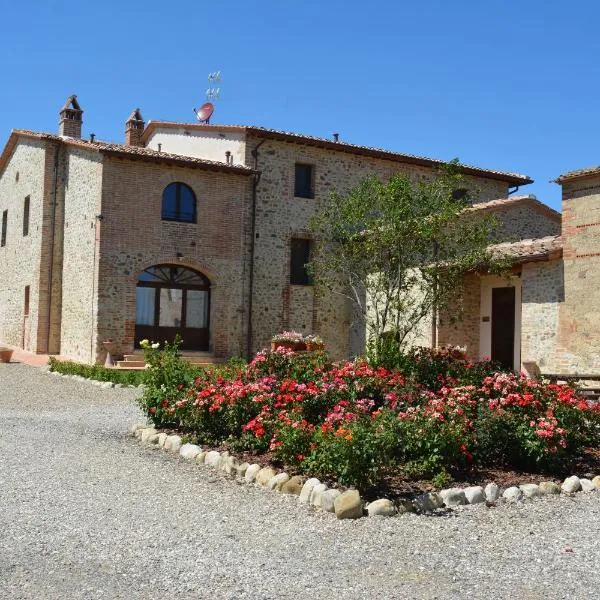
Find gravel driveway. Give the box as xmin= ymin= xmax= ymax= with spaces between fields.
xmin=1 ymin=363 xmax=599 ymax=600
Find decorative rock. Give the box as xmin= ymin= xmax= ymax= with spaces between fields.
xmin=310 ymin=483 xmax=328 ymax=507
xmin=130 ymin=423 xmax=147 ymax=436
xmin=281 ymin=476 xmax=304 ymax=496
xmin=334 ymin=489 xmax=363 ymax=519
xmin=484 ymin=483 xmax=500 ymax=502
xmin=502 ymin=486 xmax=524 ymax=502
xmin=321 ymin=489 xmax=341 ymax=512
xmin=464 ymin=486 xmax=485 ymax=504
xmin=519 ymin=483 xmax=541 ymax=499
xmin=244 ymin=464 xmax=261 ymax=483
xmin=146 ymin=433 xmax=160 ymax=445
xmin=157 ymin=433 xmax=168 ymax=448
xmin=204 ymin=450 xmax=222 ymax=468
xmin=221 ymin=456 xmax=237 ymax=474
xmin=366 ymin=498 xmax=396 ymax=517
xmin=561 ymin=475 xmax=581 ymax=494
xmin=440 ymin=488 xmax=467 ymax=507
xmin=234 ymin=462 xmax=250 ymax=478
xmin=580 ymin=478 xmax=596 ymax=492
xmin=267 ymin=472 xmax=290 ymax=491
xmin=299 ymin=478 xmax=321 ymax=504
xmin=179 ymin=444 xmax=201 ymax=460
xmin=592 ymin=476 xmax=600 ymax=490
xmin=539 ymin=481 xmax=561 ymax=495
xmin=413 ymin=492 xmax=444 ymax=513
xmin=196 ymin=451 xmax=207 ymax=464
xmin=396 ymin=499 xmax=415 ymax=515
xmin=256 ymin=467 xmax=277 ymax=487
xmin=164 ymin=435 xmax=182 ymax=453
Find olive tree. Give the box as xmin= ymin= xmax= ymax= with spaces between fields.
xmin=309 ymin=163 xmax=504 ymax=357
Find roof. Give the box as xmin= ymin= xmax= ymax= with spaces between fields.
xmin=142 ymin=121 xmax=533 ymax=186
xmin=555 ymin=166 xmax=600 ymax=184
xmin=489 ymin=235 xmax=563 ymax=264
xmin=469 ymin=194 xmax=561 ymax=223
xmin=0 ymin=130 xmax=256 ymax=177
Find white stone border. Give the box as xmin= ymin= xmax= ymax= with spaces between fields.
xmin=131 ymin=423 xmax=600 ymax=520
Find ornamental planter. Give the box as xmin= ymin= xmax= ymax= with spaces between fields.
xmin=0 ymin=348 xmax=13 ymax=363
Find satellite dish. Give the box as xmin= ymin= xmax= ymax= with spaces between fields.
xmin=194 ymin=102 xmax=214 ymax=124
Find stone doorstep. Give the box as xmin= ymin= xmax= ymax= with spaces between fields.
xmin=116 ymin=352 xmax=226 ymax=370
xmin=132 ymin=424 xmax=600 ymax=520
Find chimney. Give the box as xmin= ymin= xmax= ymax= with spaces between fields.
xmin=125 ymin=108 xmax=145 ymax=147
xmin=59 ymin=95 xmax=83 ymax=138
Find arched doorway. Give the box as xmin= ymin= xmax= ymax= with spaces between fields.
xmin=135 ymin=265 xmax=210 ymax=351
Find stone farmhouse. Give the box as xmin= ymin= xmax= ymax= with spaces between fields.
xmin=0 ymin=96 xmax=596 ymax=374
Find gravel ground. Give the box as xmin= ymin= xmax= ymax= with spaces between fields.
xmin=1 ymin=363 xmax=599 ymax=600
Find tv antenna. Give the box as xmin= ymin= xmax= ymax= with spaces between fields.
xmin=193 ymin=70 xmax=221 ymax=124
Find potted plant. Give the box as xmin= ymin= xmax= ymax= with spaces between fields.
xmin=0 ymin=347 xmax=13 ymax=363
xmin=270 ymin=331 xmax=306 ymax=352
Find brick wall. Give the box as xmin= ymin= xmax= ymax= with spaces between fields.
xmin=95 ymin=156 xmax=252 ymax=361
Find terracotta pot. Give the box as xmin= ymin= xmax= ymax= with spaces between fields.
xmin=0 ymin=348 xmax=13 ymax=363
xmin=306 ymin=342 xmax=325 ymax=352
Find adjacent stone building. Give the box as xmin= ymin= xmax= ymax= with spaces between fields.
xmin=2 ymin=95 xmax=597 ymax=374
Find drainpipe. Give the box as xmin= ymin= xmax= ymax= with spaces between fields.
xmin=431 ymin=240 xmax=439 ymax=349
xmin=45 ymin=142 xmax=60 ymax=354
xmin=246 ymin=140 xmax=265 ymax=359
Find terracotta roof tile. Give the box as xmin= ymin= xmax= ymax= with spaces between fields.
xmin=555 ymin=166 xmax=600 ymax=183
xmin=142 ymin=121 xmax=532 ymax=185
xmin=490 ymin=235 xmax=563 ymax=263
xmin=2 ymin=130 xmax=255 ymax=176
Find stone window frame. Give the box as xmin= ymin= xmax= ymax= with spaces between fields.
xmin=1 ymin=209 xmax=7 ymax=247
xmin=289 ymin=235 xmax=314 ymax=286
xmin=294 ymin=163 xmax=315 ymax=199
xmin=23 ymin=195 xmax=30 ymax=237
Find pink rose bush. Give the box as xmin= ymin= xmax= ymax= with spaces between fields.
xmin=139 ymin=343 xmax=600 ymax=491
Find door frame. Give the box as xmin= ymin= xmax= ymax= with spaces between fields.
xmin=479 ymin=275 xmax=521 ymax=370
xmin=134 ymin=265 xmax=211 ymax=351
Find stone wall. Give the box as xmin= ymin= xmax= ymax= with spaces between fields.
xmin=0 ymin=139 xmax=47 ymax=352
xmin=59 ymin=148 xmax=103 ymax=363
xmin=489 ymin=204 xmax=560 ymax=242
xmin=95 ymin=156 xmax=252 ymax=362
xmin=244 ymin=134 xmax=508 ymax=359
xmin=555 ymin=177 xmax=600 ymax=372
xmin=520 ymin=259 xmax=562 ymax=372
xmin=437 ymin=273 xmax=481 ymax=359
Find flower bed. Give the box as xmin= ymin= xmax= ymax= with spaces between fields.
xmin=137 ymin=343 xmax=600 ymax=493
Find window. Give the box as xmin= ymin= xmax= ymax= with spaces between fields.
xmin=161 ymin=182 xmax=197 ymax=222
xmin=24 ymin=286 xmax=30 ymax=316
xmin=1 ymin=210 xmax=6 ymax=247
xmin=294 ymin=163 xmax=314 ymax=198
xmin=290 ymin=238 xmax=313 ymax=285
xmin=23 ymin=195 xmax=30 ymax=236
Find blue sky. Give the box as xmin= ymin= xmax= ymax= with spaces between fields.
xmin=1 ymin=0 xmax=598 ymax=211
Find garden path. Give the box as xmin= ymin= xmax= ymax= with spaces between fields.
xmin=1 ymin=363 xmax=598 ymax=599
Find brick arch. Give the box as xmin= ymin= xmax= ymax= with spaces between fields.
xmin=126 ymin=257 xmax=219 ymax=287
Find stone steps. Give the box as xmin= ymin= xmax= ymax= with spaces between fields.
xmin=115 ymin=352 xmax=226 ymax=370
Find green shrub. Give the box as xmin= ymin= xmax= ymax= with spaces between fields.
xmin=48 ymin=357 xmax=146 ymax=386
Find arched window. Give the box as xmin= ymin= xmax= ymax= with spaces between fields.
xmin=162 ymin=182 xmax=197 ymax=223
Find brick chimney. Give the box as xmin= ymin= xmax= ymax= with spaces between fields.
xmin=125 ymin=108 xmax=145 ymax=147
xmin=58 ymin=95 xmax=83 ymax=138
